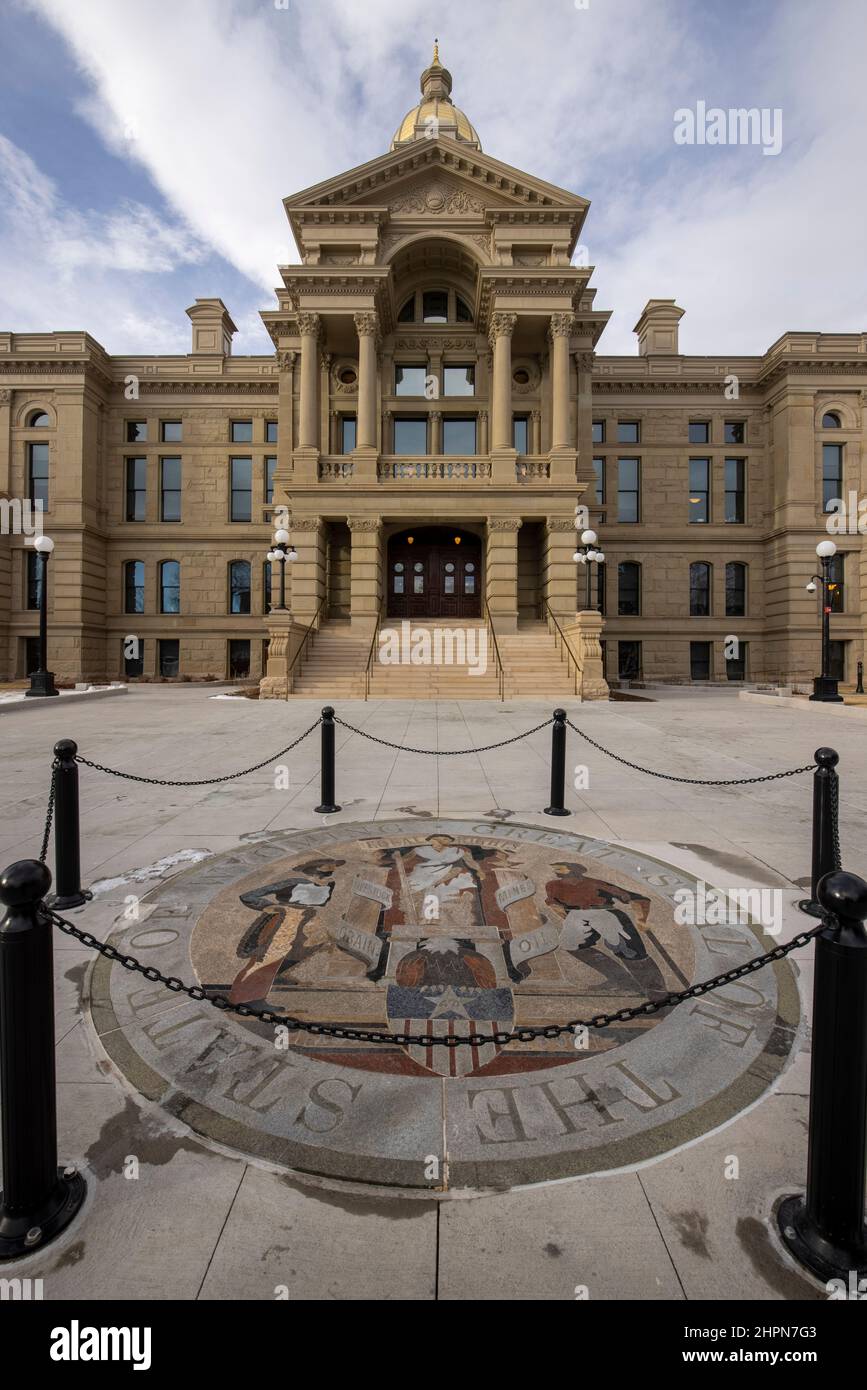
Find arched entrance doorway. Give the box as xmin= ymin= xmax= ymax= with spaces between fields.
xmin=387 ymin=526 xmax=482 ymax=619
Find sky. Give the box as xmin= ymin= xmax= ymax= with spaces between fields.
xmin=0 ymin=0 xmax=864 ymax=357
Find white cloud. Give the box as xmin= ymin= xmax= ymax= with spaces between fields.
xmin=9 ymin=0 xmax=867 ymax=355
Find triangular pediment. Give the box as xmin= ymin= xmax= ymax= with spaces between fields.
xmin=284 ymin=140 xmax=588 ymax=219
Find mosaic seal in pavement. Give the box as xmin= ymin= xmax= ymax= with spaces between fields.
xmin=89 ymin=820 xmax=800 ymax=1194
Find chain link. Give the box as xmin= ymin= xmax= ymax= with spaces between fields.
xmin=39 ymin=762 xmax=57 ymax=865
xmin=333 ymin=715 xmax=553 ymax=756
xmin=565 ymin=718 xmax=814 ymax=787
xmin=49 ymin=906 xmax=824 ymax=1046
xmin=830 ymin=771 xmax=842 ymax=870
xmin=74 ymin=718 xmax=321 ymax=787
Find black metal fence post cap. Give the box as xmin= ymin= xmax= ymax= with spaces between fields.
xmin=0 ymin=858 xmax=52 ymax=908
xmin=322 ymin=707 xmax=335 ymax=719
xmin=553 ymin=708 xmax=567 ymax=721
xmin=817 ymin=870 xmax=867 ymax=924
xmin=53 ymin=738 xmax=78 ymax=761
xmin=814 ymin=747 xmax=839 ymax=768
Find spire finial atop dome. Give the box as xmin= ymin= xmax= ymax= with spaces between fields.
xmin=432 ymin=37 xmax=440 ymax=65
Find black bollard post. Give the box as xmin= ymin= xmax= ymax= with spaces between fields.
xmin=857 ymin=660 xmax=865 ymax=696
xmin=544 ymin=708 xmax=570 ymax=817
xmin=51 ymin=740 xmax=91 ymax=910
xmin=315 ymin=707 xmax=341 ymax=814
xmin=778 ymin=870 xmax=867 ymax=1283
xmin=798 ymin=748 xmax=839 ymax=918
xmin=0 ymin=860 xmax=87 ymax=1260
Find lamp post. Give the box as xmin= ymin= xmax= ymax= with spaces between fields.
xmin=807 ymin=539 xmax=843 ymax=703
xmin=573 ymin=528 xmax=605 ymax=611
xmin=266 ymin=527 xmax=297 ymax=611
xmin=25 ymin=535 xmax=58 ymax=698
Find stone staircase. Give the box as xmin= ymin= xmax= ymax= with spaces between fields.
xmin=289 ymin=617 xmax=576 ymax=700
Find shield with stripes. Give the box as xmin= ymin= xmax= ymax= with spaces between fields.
xmin=386 ymin=937 xmax=514 ymax=1075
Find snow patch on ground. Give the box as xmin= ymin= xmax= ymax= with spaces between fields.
xmin=89 ymin=848 xmax=212 ymax=895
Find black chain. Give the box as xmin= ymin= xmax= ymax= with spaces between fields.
xmin=333 ymin=715 xmax=553 ymax=756
xmin=565 ymin=718 xmax=814 ymax=787
xmin=49 ymin=907 xmax=823 ymax=1047
xmin=830 ymin=772 xmax=842 ymax=870
xmin=39 ymin=763 xmax=57 ymax=864
xmin=74 ymin=719 xmax=321 ymax=787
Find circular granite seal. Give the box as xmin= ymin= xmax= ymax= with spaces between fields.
xmin=89 ymin=820 xmax=800 ymax=1195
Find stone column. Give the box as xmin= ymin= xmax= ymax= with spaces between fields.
xmin=430 ymin=410 xmax=442 ymax=455
xmin=291 ymin=518 xmax=325 ymax=627
xmin=354 ymin=312 xmax=379 ymax=449
xmin=489 ymin=312 xmax=517 ymax=451
xmin=274 ymin=351 xmax=295 ymax=507
xmin=544 ymin=517 xmax=578 ymax=620
xmin=531 ymin=408 xmax=542 ymax=455
xmin=478 ymin=410 xmax=489 ymax=456
xmin=297 ymin=313 xmax=321 ymax=450
xmin=348 ymin=517 xmax=382 ymax=634
xmin=260 ymin=610 xmax=306 ymax=699
xmin=486 ymin=518 xmax=522 ymax=633
xmin=564 ymin=610 xmax=609 ymax=701
xmin=382 ymin=409 xmax=393 ymax=455
xmin=549 ymin=313 xmax=574 ymax=450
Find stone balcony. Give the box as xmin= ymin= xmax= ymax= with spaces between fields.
xmin=316 ymin=455 xmax=552 ymax=482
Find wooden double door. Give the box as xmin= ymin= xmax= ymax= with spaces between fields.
xmin=387 ymin=527 xmax=482 ymax=620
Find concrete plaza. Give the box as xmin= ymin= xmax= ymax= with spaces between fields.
xmin=1 ymin=685 xmax=866 ymax=1301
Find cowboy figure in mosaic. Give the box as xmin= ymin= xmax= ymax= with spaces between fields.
xmin=228 ymin=857 xmax=345 ymax=1006
xmin=542 ymin=860 xmax=668 ymax=1001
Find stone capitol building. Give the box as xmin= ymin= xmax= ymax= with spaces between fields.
xmin=2 ymin=46 xmax=865 ymax=697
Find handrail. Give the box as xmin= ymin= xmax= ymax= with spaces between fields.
xmin=283 ymin=592 xmax=326 ymax=701
xmin=542 ymin=599 xmax=581 ymax=683
xmin=364 ymin=599 xmax=385 ymax=701
xmin=484 ymin=599 xmax=505 ymax=702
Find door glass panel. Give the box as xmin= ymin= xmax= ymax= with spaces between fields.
xmin=444 ymin=560 xmax=455 ymax=594
xmin=414 ymin=562 xmax=424 ymax=595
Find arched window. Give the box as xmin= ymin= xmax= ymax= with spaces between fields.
xmin=689 ymin=562 xmax=711 ymax=616
xmin=397 ymin=290 xmax=474 ymax=325
xmin=822 ymin=412 xmax=841 ymax=429
xmin=124 ymin=560 xmax=145 ymax=615
xmin=455 ymin=295 xmax=473 ymax=322
xmin=422 ymin=290 xmax=448 ymax=323
xmin=397 ymin=297 xmax=415 ymax=322
xmin=159 ymin=560 xmax=180 ymax=614
xmin=27 ymin=410 xmax=51 ymax=428
xmin=618 ymin=561 xmax=641 ymax=616
xmin=725 ymin=562 xmax=746 ymax=617
xmin=229 ymin=560 xmax=251 ymax=614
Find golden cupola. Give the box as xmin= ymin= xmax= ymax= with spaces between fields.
xmin=391 ymin=42 xmax=482 ymax=151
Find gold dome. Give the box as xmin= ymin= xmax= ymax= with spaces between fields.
xmin=391 ymin=43 xmax=482 ymax=151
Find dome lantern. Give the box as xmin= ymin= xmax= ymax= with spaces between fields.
xmin=391 ymin=41 xmax=482 ymax=151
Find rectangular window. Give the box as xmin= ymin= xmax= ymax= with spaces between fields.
xmin=230 ymin=457 xmax=252 ymax=521
xmin=159 ymin=561 xmax=180 ymax=614
xmin=443 ymin=365 xmax=475 ymax=397
xmin=593 ymin=457 xmax=605 ymax=506
xmin=690 ymin=641 xmax=712 ymax=681
xmin=618 ymin=641 xmax=642 ymax=681
xmin=617 ymin=458 xmax=640 ymax=523
xmin=229 ymin=639 xmax=251 ymax=679
xmin=725 ymin=458 xmax=745 ymax=523
xmin=158 ymin=639 xmax=179 ymax=678
xmin=25 ymin=550 xmax=42 ymax=610
xmin=617 ymin=421 xmax=639 ymax=445
xmin=725 ymin=563 xmax=747 ymax=617
xmin=394 ymin=364 xmax=427 ymax=397
xmin=689 ymin=421 xmax=710 ymax=444
xmin=160 ymin=421 xmax=182 ymax=443
xmin=124 ymin=561 xmax=145 ymax=615
xmin=442 ymin=417 xmax=477 ymax=455
xmin=592 ymin=420 xmax=605 ymax=445
xmin=126 ymin=421 xmax=147 ymax=443
xmin=160 ymin=457 xmax=182 ymax=522
xmin=690 ymin=563 xmax=711 ymax=616
xmin=263 ymin=561 xmax=272 ymax=612
xmin=393 ymin=418 xmax=428 ymax=455
xmin=726 ymin=644 xmax=747 ymax=681
xmin=123 ymin=638 xmax=144 ymax=679
xmin=689 ymin=459 xmax=710 ymax=523
xmin=513 ymin=416 xmax=529 ymax=453
xmin=28 ymin=442 xmax=49 ymax=510
xmin=231 ymin=420 xmax=253 ymax=443
xmin=340 ymin=416 xmax=357 ymax=454
xmin=823 ymin=444 xmax=843 ymax=512
xmin=265 ymin=420 xmax=278 ymax=444
xmin=828 ymin=640 xmax=846 ymax=682
xmin=725 ymin=421 xmax=746 ymax=445
xmin=828 ymin=554 xmax=845 ymax=613
xmin=618 ymin=562 xmax=641 ymax=616
xmin=265 ymin=456 xmax=276 ymax=504
xmin=125 ymin=457 xmax=146 ymax=522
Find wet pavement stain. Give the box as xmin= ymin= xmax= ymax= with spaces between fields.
xmin=279 ymin=1173 xmax=433 ymax=1220
xmin=51 ymin=1239 xmax=86 ymax=1271
xmin=84 ymin=1095 xmax=211 ymax=1179
xmin=544 ymin=1243 xmax=563 ymax=1258
xmin=671 ymin=844 xmax=785 ymax=885
xmin=670 ymin=1209 xmax=711 ymax=1259
xmin=735 ymin=1216 xmax=822 ymax=1300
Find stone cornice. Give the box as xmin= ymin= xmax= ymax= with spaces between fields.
xmin=133 ymin=380 xmax=278 ymax=396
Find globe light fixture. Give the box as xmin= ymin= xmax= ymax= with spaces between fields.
xmin=25 ymin=534 xmax=59 ymax=697
xmin=573 ymin=529 xmax=604 ymax=610
xmin=807 ymin=537 xmax=843 ymax=703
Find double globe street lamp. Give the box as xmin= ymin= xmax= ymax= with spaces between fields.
xmin=806 ymin=538 xmax=843 ymax=703
xmin=266 ymin=527 xmax=297 ymax=611
xmin=25 ymin=533 xmax=58 ymax=698
xmin=573 ymin=528 xmax=605 ymax=610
